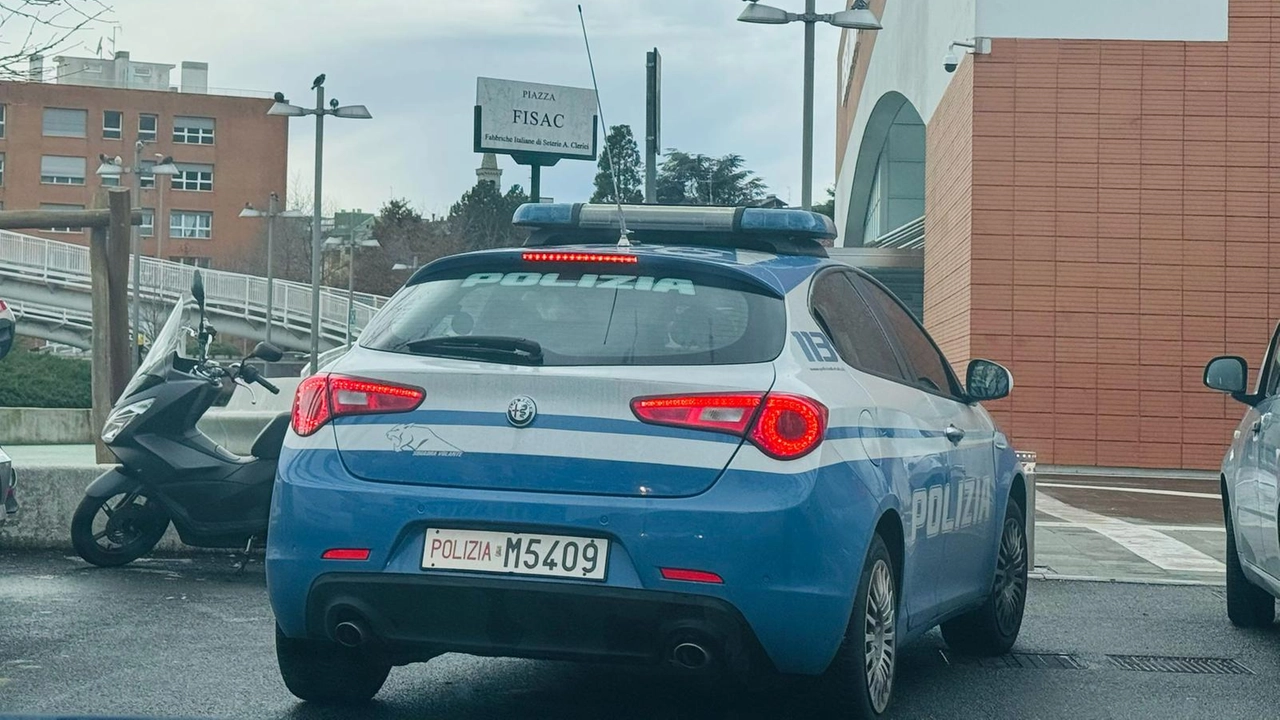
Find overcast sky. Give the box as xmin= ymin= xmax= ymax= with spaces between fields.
xmin=101 ymin=0 xmax=839 ymax=216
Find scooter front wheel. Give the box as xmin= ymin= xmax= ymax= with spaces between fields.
xmin=71 ymin=489 xmax=170 ymax=567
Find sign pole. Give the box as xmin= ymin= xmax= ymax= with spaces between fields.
xmin=530 ymin=164 xmax=542 ymax=203
xmin=645 ymin=48 xmax=661 ymax=204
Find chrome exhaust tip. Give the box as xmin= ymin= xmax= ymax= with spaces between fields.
xmin=672 ymin=641 xmax=711 ymax=670
xmin=333 ymin=619 xmax=367 ymax=648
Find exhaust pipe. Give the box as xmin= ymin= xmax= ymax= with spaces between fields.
xmin=671 ymin=641 xmax=711 ymax=670
xmin=333 ymin=619 xmax=368 ymax=648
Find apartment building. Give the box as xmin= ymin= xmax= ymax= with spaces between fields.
xmin=0 ymin=52 xmax=288 ymax=270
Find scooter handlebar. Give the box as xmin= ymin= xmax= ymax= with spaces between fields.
xmin=257 ymin=377 xmax=281 ymax=395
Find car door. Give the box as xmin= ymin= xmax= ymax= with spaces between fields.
xmin=852 ymin=274 xmax=999 ymax=612
xmin=1243 ymin=323 xmax=1280 ymax=576
xmin=809 ymin=269 xmax=952 ymax=628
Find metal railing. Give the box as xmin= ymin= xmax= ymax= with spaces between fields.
xmin=0 ymin=229 xmax=390 ymax=345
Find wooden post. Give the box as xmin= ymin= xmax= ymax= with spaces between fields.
xmin=89 ymin=189 xmax=134 ymax=464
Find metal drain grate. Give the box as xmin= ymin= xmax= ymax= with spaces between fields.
xmin=943 ymin=651 xmax=1084 ymax=670
xmin=1106 ymin=655 xmax=1254 ymax=675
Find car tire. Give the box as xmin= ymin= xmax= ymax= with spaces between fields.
xmin=819 ymin=533 xmax=897 ymax=718
xmin=941 ymin=495 xmax=1028 ymax=656
xmin=275 ymin=625 xmax=391 ymax=704
xmin=1225 ymin=511 xmax=1274 ymax=628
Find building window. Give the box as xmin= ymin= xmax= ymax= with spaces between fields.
xmin=0 ymin=105 xmax=6 ymax=138
xmin=172 ymin=163 xmax=213 ymax=192
xmin=43 ymin=107 xmax=88 ymax=138
xmin=171 ymin=210 xmax=212 ymax=239
xmin=171 ymin=256 xmax=211 ymax=269
xmin=139 ymin=114 xmax=158 ymax=142
xmin=101 ymin=174 xmax=120 ymax=187
xmin=41 ymin=203 xmax=85 ymax=233
xmin=173 ymin=116 xmax=214 ymax=145
xmin=138 ymin=159 xmax=156 ymax=189
xmin=103 ymin=110 xmax=123 ymax=139
xmin=140 ymin=208 xmax=154 ymax=237
xmin=40 ymin=155 xmax=87 ymax=185
xmin=0 ymin=154 xmax=5 ymax=187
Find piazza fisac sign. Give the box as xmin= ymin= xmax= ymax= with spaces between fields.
xmin=474 ymin=77 xmax=599 ymax=165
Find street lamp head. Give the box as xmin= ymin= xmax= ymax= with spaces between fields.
xmin=151 ymin=157 xmax=180 ymax=176
xmin=278 ymin=210 xmax=310 ymax=219
xmin=95 ymin=155 xmax=123 ymax=176
xmin=333 ymin=104 xmax=373 ymax=119
xmin=239 ymin=203 xmax=263 ymax=219
xmin=737 ymin=1 xmax=793 ymax=24
xmin=829 ymin=1 xmax=882 ymax=30
xmin=267 ymin=101 xmax=308 ymax=117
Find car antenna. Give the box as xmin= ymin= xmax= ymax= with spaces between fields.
xmin=578 ymin=4 xmax=631 ymax=248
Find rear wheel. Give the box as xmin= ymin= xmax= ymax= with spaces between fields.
xmin=275 ymin=625 xmax=391 ymax=704
xmin=70 ymin=489 xmax=169 ymax=567
xmin=819 ymin=533 xmax=897 ymax=718
xmin=941 ymin=496 xmax=1028 ymax=656
xmin=1225 ymin=510 xmax=1274 ymax=627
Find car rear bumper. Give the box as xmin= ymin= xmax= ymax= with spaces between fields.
xmin=267 ymin=445 xmax=880 ymax=675
xmin=305 ymin=572 xmax=770 ymax=672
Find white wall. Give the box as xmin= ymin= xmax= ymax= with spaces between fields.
xmin=833 ymin=0 xmax=975 ymax=246
xmin=977 ymin=0 xmax=1228 ymax=41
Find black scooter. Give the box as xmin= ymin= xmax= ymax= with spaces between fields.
xmin=71 ymin=271 xmax=289 ymax=567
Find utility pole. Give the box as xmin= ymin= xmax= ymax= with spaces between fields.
xmin=309 ymin=83 xmax=325 ymax=371
xmin=130 ymin=140 xmax=143 ymax=368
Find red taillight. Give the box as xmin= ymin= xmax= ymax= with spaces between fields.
xmin=322 ymin=548 xmax=371 ymax=561
xmin=0 ymin=299 xmax=7 ymax=312
xmin=631 ymin=392 xmax=826 ymax=460
xmin=749 ymin=394 xmax=828 ymax=460
xmin=292 ymin=375 xmax=331 ymax=437
xmin=522 ymin=251 xmax=638 ymax=264
xmin=660 ymin=568 xmax=724 ymax=584
xmin=290 ymin=374 xmax=424 ymax=436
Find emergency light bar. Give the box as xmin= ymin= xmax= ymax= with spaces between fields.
xmin=513 ymin=203 xmax=838 ymax=241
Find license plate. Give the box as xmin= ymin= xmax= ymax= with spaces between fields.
xmin=422 ymin=528 xmax=609 ymax=581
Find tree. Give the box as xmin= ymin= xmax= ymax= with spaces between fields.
xmin=591 ymin=125 xmax=643 ymax=204
xmin=444 ymin=181 xmax=530 ymax=254
xmin=813 ymin=186 xmax=836 ymax=220
xmin=655 ymin=150 xmax=768 ymax=206
xmin=0 ymin=1 xmax=113 ymax=79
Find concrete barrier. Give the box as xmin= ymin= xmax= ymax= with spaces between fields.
xmin=0 ymin=407 xmax=92 ymax=445
xmin=0 ymin=464 xmax=185 ymax=551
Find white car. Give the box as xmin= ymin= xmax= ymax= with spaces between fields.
xmin=1205 ymin=322 xmax=1280 ymax=625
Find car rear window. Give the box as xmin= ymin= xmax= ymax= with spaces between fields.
xmin=359 ymin=262 xmax=786 ymax=366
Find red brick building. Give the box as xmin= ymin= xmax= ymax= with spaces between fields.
xmin=834 ymin=0 xmax=1274 ymax=471
xmin=0 ymin=53 xmax=288 ymax=270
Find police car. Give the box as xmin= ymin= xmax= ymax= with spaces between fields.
xmin=1205 ymin=323 xmax=1280 ymax=626
xmin=267 ymin=204 xmax=1029 ymax=716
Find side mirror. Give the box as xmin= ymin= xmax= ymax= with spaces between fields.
xmin=251 ymin=342 xmax=284 ymax=363
xmin=1204 ymin=356 xmax=1249 ymax=397
xmin=966 ymin=359 xmax=1013 ymax=402
xmin=191 ymin=270 xmax=206 ymax=309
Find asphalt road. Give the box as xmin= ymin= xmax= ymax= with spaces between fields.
xmin=3 ymin=551 xmax=1279 ymax=720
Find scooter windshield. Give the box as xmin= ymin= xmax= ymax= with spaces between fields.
xmin=119 ymin=297 xmax=197 ymax=401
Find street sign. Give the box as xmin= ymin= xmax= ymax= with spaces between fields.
xmin=474 ymin=77 xmax=599 ymax=165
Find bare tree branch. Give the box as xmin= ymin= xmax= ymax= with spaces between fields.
xmin=0 ymin=0 xmax=112 ymax=80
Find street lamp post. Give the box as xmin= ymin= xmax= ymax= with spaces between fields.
xmin=323 ymin=232 xmax=380 ymax=348
xmin=738 ymin=0 xmax=881 ymax=210
xmin=240 ymin=193 xmax=307 ymax=346
xmin=267 ymin=78 xmax=372 ymax=372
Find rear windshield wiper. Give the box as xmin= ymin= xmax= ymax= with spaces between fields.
xmin=402 ymin=336 xmax=544 ymax=365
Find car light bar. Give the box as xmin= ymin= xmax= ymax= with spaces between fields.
xmin=512 ymin=203 xmax=837 ymax=241
xmin=660 ymin=568 xmax=724 ymax=584
xmin=522 ymin=251 xmax=638 ymax=264
xmin=322 ymin=548 xmax=371 ymax=561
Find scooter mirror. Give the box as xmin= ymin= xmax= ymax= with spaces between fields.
xmin=191 ymin=270 xmax=206 ymax=309
xmin=251 ymin=342 xmax=284 ymax=363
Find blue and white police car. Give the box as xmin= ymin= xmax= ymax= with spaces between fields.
xmin=267 ymin=204 xmax=1029 ymax=716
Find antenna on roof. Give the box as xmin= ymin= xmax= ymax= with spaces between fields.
xmin=578 ymin=4 xmax=631 ymax=248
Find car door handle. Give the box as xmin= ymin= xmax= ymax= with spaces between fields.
xmin=945 ymin=425 xmax=966 ymax=444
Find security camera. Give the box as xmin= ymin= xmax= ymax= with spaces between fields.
xmin=943 ymin=52 xmax=959 ymax=73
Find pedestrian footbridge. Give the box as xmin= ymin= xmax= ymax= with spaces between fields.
xmin=0 ymin=229 xmax=389 ymax=352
